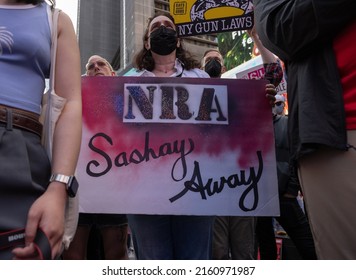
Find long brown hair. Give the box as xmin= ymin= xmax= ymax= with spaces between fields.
xmin=133 ymin=12 xmax=200 ymax=71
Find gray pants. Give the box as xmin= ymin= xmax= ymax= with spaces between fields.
xmin=212 ymin=216 xmax=257 ymax=260
xmin=0 ymin=124 xmax=50 ymax=259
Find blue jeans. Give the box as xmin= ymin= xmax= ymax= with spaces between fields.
xmin=128 ymin=214 xmax=214 ymax=260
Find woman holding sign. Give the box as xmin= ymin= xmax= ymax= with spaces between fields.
xmin=127 ymin=13 xmax=214 ymax=260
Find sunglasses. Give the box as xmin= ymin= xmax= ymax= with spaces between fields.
xmin=275 ymin=101 xmax=284 ymax=106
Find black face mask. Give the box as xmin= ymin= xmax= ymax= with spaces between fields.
xmin=204 ymin=59 xmax=222 ymax=78
xmin=149 ymin=26 xmax=178 ymax=56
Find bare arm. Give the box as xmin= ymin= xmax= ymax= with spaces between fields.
xmin=52 ymin=11 xmax=82 ymax=178
xmin=247 ymin=26 xmax=280 ymax=103
xmin=247 ymin=25 xmax=276 ymax=64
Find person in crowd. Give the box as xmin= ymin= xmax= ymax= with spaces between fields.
xmin=85 ymin=55 xmax=116 ymax=77
xmin=254 ymin=0 xmax=356 ymax=259
xmin=201 ymin=49 xmax=227 ymax=78
xmin=127 ymin=12 xmax=280 ymax=260
xmin=273 ymin=94 xmax=286 ymax=116
xmin=0 ymin=0 xmax=82 ymax=259
xmin=202 ymin=49 xmax=256 ymax=260
xmin=201 ymin=29 xmax=282 ymax=260
xmin=127 ymin=12 xmax=214 ymax=260
xmin=62 ymin=55 xmax=129 ymax=260
xmin=256 ymin=99 xmax=317 ymax=259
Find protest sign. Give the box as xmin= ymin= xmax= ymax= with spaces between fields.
xmin=170 ymin=0 xmax=254 ymax=36
xmin=77 ymin=76 xmax=279 ymax=216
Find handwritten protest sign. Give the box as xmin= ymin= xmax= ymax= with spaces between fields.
xmin=170 ymin=0 xmax=254 ymax=36
xmin=77 ymin=76 xmax=279 ymax=216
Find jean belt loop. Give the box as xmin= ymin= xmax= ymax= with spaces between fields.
xmin=5 ymin=108 xmax=13 ymax=131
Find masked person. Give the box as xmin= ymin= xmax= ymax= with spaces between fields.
xmin=201 ymin=49 xmax=256 ymax=259
xmin=273 ymin=94 xmax=286 ymax=116
xmin=127 ymin=13 xmax=214 ymax=260
xmin=257 ymin=89 xmax=316 ymax=260
xmin=202 ymin=50 xmax=226 ymax=78
xmin=257 ymin=110 xmax=317 ymax=260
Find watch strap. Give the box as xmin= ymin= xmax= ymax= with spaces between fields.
xmin=49 ymin=174 xmax=78 ymax=197
xmin=50 ymin=173 xmax=71 ymax=184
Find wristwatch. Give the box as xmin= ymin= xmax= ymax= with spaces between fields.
xmin=49 ymin=174 xmax=79 ymax=198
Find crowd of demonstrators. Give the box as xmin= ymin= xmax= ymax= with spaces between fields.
xmin=254 ymin=0 xmax=356 ymax=259
xmin=0 ymin=0 xmax=82 ymax=260
xmin=5 ymin=0 xmax=354 ymax=261
xmin=67 ymin=14 xmax=280 ymax=261
xmin=61 ymin=55 xmax=129 ymax=260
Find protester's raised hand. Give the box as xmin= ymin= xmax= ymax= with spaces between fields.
xmin=265 ymin=83 xmax=277 ymax=106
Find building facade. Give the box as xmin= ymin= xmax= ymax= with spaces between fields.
xmin=77 ymin=0 xmax=217 ymax=73
xmin=77 ymin=0 xmax=121 ymax=73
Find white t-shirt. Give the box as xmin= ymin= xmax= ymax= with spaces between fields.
xmin=129 ymin=59 xmax=210 ymax=78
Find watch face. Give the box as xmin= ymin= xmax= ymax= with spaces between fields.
xmin=68 ymin=177 xmax=79 ymax=198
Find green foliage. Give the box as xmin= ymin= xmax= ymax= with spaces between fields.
xmin=217 ymin=31 xmax=253 ymax=70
